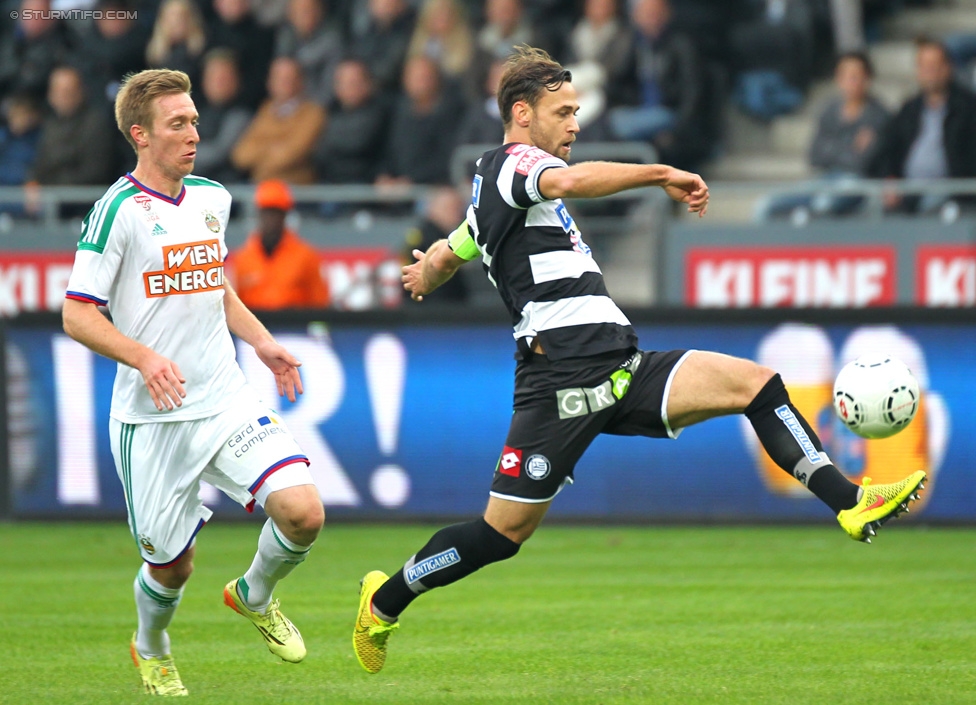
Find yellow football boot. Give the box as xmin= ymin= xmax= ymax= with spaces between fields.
xmin=130 ymin=635 xmax=188 ymax=697
xmin=353 ymin=571 xmax=399 ymax=674
xmin=837 ymin=471 xmax=926 ymax=542
xmin=223 ymin=578 xmax=306 ymax=663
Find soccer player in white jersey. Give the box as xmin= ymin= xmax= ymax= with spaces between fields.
xmin=351 ymin=46 xmax=927 ymax=674
xmin=62 ymin=69 xmax=325 ymax=696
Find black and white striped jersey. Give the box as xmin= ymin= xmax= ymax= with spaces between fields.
xmin=463 ymin=142 xmax=637 ymax=361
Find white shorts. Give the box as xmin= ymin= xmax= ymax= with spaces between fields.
xmin=110 ymin=385 xmax=314 ymax=567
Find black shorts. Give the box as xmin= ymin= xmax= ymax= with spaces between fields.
xmin=490 ymin=348 xmax=693 ymax=503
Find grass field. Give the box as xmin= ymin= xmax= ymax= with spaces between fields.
xmin=2 ymin=522 xmax=975 ymax=704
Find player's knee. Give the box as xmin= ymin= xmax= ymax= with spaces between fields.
xmin=277 ymin=501 xmax=324 ymax=544
xmin=150 ymin=558 xmax=192 ymax=589
xmin=751 ymin=364 xmax=777 ymax=395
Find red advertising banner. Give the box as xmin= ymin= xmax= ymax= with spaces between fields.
xmin=0 ymin=252 xmax=75 ymax=316
xmin=686 ymin=246 xmax=896 ymax=308
xmin=917 ymin=245 xmax=976 ymax=307
xmin=0 ymin=248 xmax=401 ymax=316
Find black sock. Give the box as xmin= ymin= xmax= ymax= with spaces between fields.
xmin=745 ymin=374 xmax=859 ymax=513
xmin=371 ymin=518 xmax=521 ymax=621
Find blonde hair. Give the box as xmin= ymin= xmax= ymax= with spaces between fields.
xmin=146 ymin=0 xmax=207 ymax=67
xmin=407 ymin=0 xmax=473 ymax=78
xmin=115 ymin=69 xmax=192 ymax=152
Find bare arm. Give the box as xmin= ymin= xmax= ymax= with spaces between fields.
xmin=62 ymin=298 xmax=186 ymax=411
xmin=223 ymin=281 xmax=304 ymax=401
xmin=538 ymin=162 xmax=709 ymax=215
xmin=401 ymin=239 xmax=468 ymax=302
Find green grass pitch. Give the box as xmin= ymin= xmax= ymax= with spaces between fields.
xmin=2 ymin=521 xmax=975 ymax=704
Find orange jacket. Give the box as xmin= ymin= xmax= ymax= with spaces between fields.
xmin=230 ymin=229 xmax=329 ymax=310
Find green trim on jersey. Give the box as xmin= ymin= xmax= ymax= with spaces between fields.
xmin=183 ymin=176 xmax=226 ymax=189
xmin=447 ymin=221 xmax=479 ymax=261
xmin=78 ymin=184 xmax=140 ymax=253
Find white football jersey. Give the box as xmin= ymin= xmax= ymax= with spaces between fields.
xmin=66 ymin=174 xmax=246 ymax=423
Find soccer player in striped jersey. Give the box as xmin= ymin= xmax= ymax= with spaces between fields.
xmin=62 ymin=69 xmax=325 ymax=696
xmin=352 ymin=46 xmax=926 ymax=673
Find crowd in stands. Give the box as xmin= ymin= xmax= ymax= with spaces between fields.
xmin=0 ymin=0 xmax=957 ymax=209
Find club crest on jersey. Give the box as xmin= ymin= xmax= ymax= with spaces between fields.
xmin=143 ymin=238 xmax=224 ymax=297
xmin=203 ymin=209 xmax=221 ymax=233
xmin=138 ymin=534 xmax=156 ymax=555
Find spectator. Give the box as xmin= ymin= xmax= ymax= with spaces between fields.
xmin=0 ymin=94 xmax=42 ymax=184
xmin=476 ymin=0 xmax=536 ymax=61
xmin=0 ymin=0 xmax=75 ymax=102
xmin=350 ymin=0 xmax=416 ymax=93
xmin=230 ymin=179 xmax=330 ymax=310
xmin=28 ymin=65 xmax=114 ymax=186
xmin=564 ymin=0 xmax=631 ymax=130
xmin=377 ymin=55 xmax=459 ymax=186
xmin=313 ymin=59 xmax=387 ymax=184
xmin=609 ymin=0 xmax=708 ymax=170
xmin=0 ymin=94 xmax=43 ymax=205
xmin=759 ymin=51 xmax=889 ymax=220
xmin=275 ymin=0 xmax=345 ymax=106
xmin=72 ymin=0 xmax=148 ymax=106
xmin=403 ymin=186 xmax=469 ymax=302
xmin=870 ymin=38 xmax=976 ymax=213
xmin=207 ymin=0 xmax=275 ymax=109
xmin=729 ymin=0 xmax=814 ymax=119
xmin=809 ymin=52 xmax=888 ymax=178
xmin=231 ymin=56 xmax=326 ymax=184
xmin=145 ymin=0 xmax=208 ymax=87
xmin=455 ymin=58 xmax=505 ymax=147
xmin=407 ymin=0 xmax=474 ymax=81
xmin=194 ymin=48 xmax=252 ymax=183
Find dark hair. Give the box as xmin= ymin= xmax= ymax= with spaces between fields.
xmin=915 ymin=35 xmax=951 ymax=62
xmin=836 ymin=50 xmax=874 ymax=78
xmin=497 ymin=45 xmax=572 ymax=128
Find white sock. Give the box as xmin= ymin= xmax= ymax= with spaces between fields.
xmin=239 ymin=519 xmax=313 ymax=612
xmin=134 ymin=563 xmax=183 ymax=658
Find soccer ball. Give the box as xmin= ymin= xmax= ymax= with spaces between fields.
xmin=832 ymin=354 xmax=920 ymax=439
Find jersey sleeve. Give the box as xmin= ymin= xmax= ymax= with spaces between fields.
xmin=65 ymin=201 xmax=131 ymax=306
xmin=446 ymin=221 xmax=479 ymax=261
xmin=503 ymin=146 xmax=567 ymax=208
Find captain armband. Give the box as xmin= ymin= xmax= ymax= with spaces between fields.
xmin=447 ymin=222 xmax=480 ymax=262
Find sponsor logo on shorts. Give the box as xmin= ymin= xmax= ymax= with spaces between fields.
xmin=498 ymin=446 xmax=522 ymax=477
xmin=139 ymin=533 xmax=156 ymax=555
xmin=525 ymin=455 xmax=551 ymax=480
xmin=143 ymin=238 xmax=224 ymax=298
xmin=229 ymin=413 xmax=289 ymax=458
xmin=775 ymin=405 xmax=822 ymax=463
xmin=405 ymin=548 xmax=461 ymax=584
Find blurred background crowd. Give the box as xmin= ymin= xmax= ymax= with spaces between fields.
xmin=3 ymin=0 xmax=976 ymax=310
xmin=2 ymin=0 xmax=966 ymax=193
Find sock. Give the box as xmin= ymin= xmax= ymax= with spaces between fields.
xmin=239 ymin=519 xmax=313 ymax=612
xmin=745 ymin=374 xmax=860 ymax=513
xmin=134 ymin=563 xmax=183 ymax=658
xmin=371 ymin=518 xmax=520 ymax=622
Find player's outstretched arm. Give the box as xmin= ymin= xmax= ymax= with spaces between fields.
xmin=62 ymin=299 xmax=186 ymax=411
xmin=222 ymin=281 xmax=304 ymax=402
xmin=402 ymin=238 xmax=468 ymax=302
xmin=539 ymin=162 xmax=709 ymax=216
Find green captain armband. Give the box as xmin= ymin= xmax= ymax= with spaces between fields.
xmin=447 ymin=222 xmax=479 ymax=261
